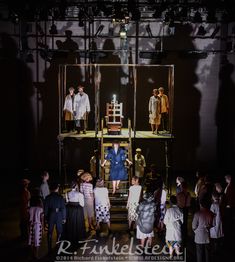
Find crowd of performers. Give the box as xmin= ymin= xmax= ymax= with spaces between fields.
xmin=19 ymin=157 xmax=234 ymax=262
xmin=63 ymin=85 xmax=169 ymax=135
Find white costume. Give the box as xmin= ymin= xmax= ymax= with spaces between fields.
xmin=74 ymin=92 xmax=90 ymax=120
xmin=134 ymin=154 xmax=146 ymax=177
xmin=63 ymin=94 xmax=75 ymax=120
xmin=149 ymin=95 xmax=161 ymax=125
xmin=210 ymin=203 xmax=224 ymax=239
xmin=164 ymin=205 xmax=183 ymax=241
xmin=66 ymin=189 xmax=84 ymax=207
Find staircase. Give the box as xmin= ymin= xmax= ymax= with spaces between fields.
xmin=100 ymin=119 xmax=133 ymax=231
xmin=105 ymin=181 xmax=129 ymax=230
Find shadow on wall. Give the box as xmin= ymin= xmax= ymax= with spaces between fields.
xmin=163 ymin=24 xmax=201 ymax=172
xmin=0 ymin=32 xmax=34 ymax=175
xmin=216 ymin=55 xmax=235 ymax=173
xmin=99 ymin=39 xmax=121 ymax=120
xmin=37 ymin=30 xmax=81 ymax=171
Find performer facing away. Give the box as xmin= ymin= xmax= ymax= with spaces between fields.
xmin=74 ymin=85 xmax=90 ymax=134
xmin=158 ymin=87 xmax=169 ymax=133
xmin=149 ymin=88 xmax=161 ymax=135
xmin=134 ymin=148 xmax=146 ymax=178
xmin=63 ymin=87 xmax=75 ymax=132
xmin=101 ymin=141 xmax=132 ymax=195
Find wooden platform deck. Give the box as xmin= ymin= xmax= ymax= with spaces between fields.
xmin=58 ymin=128 xmax=173 ymax=140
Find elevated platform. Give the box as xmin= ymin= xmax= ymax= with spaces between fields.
xmin=58 ymin=128 xmax=173 ymax=140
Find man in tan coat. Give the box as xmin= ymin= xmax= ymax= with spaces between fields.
xmin=158 ymin=87 xmax=169 ymax=133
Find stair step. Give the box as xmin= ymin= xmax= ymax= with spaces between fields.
xmin=110 ymin=215 xmax=128 ymax=223
xmin=109 ymin=196 xmax=127 ymax=204
xmin=110 ymin=206 xmax=127 ymax=210
xmin=108 ymin=189 xmax=128 ymax=194
xmin=104 ymin=181 xmax=129 ymax=184
xmin=110 ymin=209 xmax=127 ymax=214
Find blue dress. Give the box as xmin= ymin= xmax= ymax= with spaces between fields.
xmin=106 ymin=148 xmax=128 ymax=181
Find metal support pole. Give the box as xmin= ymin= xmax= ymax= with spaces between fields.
xmin=164 ymin=140 xmax=170 ymax=195
xmin=95 ymin=65 xmax=101 ymax=136
xmin=168 ymin=66 xmax=174 ymax=134
xmin=101 ymin=118 xmax=104 ymax=180
xmin=58 ymin=65 xmax=62 ymax=178
xmin=133 ymin=66 xmax=137 ymax=137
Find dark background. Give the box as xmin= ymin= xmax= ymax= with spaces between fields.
xmin=0 ymin=20 xmax=234 ymax=182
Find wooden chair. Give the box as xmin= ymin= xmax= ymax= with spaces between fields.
xmin=105 ymin=100 xmax=124 ymax=135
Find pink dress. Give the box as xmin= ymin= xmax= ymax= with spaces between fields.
xmin=28 ymin=207 xmax=43 ymax=247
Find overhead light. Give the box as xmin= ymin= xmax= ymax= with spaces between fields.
xmin=146 ymin=24 xmax=153 ymax=37
xmin=95 ymin=24 xmax=104 ymax=37
xmin=49 ymin=24 xmax=58 ymax=34
xmin=120 ymin=24 xmax=128 ymax=39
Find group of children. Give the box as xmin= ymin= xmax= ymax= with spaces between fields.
xmin=19 ymin=169 xmax=233 ymax=261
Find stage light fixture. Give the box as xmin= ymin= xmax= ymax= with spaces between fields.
xmin=119 ymin=24 xmax=128 ymax=39
xmin=146 ymin=24 xmax=153 ymax=37
xmin=95 ymin=24 xmax=104 ymax=37
xmin=112 ymin=94 xmax=117 ymax=103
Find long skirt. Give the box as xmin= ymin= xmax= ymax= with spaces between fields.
xmin=63 ymin=202 xmax=86 ymax=245
xmin=128 ymin=202 xmax=139 ymax=222
xmin=28 ymin=222 xmax=43 ymax=247
xmin=84 ymin=198 xmax=95 ymax=218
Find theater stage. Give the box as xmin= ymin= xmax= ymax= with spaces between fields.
xmin=58 ymin=128 xmax=173 ymax=140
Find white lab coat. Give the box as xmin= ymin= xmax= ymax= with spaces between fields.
xmin=63 ymin=94 xmax=75 ymax=113
xmin=74 ymin=92 xmax=90 ymax=120
xmin=210 ymin=203 xmax=224 ymax=238
xmin=164 ymin=205 xmax=183 ymax=241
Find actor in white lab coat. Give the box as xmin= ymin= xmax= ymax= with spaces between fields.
xmin=74 ymin=85 xmax=90 ymax=134
xmin=63 ymin=87 xmax=75 ymax=132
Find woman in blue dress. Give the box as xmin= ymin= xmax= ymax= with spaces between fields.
xmin=101 ymin=141 xmax=132 ymax=194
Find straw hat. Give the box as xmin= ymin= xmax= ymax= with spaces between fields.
xmin=81 ymin=172 xmax=93 ymax=182
xmin=77 ymin=169 xmax=84 ymax=177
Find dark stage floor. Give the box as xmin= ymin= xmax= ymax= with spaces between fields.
xmin=0 ymin=177 xmax=232 ymax=262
